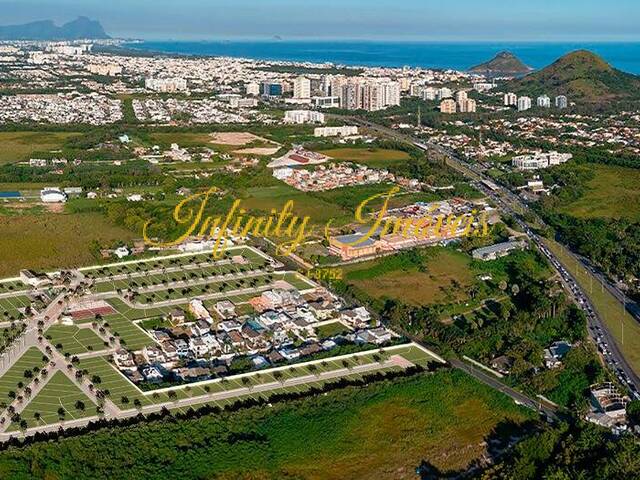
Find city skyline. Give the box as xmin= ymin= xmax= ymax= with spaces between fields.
xmin=1 ymin=0 xmax=639 ymax=41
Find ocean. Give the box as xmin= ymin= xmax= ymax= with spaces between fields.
xmin=123 ymin=40 xmax=640 ymax=74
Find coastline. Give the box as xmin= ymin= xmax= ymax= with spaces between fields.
xmin=120 ymin=39 xmax=640 ymax=74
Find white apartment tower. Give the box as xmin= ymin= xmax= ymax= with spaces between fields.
xmin=537 ymin=95 xmax=551 ymax=108
xmin=504 ymin=92 xmax=518 ymax=107
xmin=517 ymin=96 xmax=532 ymax=111
xmin=293 ymin=76 xmax=311 ymax=99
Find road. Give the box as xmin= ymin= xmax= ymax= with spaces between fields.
xmin=348 ymin=116 xmax=640 ymax=397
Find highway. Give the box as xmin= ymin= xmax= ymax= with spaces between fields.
xmin=349 ymin=116 xmax=640 ymax=398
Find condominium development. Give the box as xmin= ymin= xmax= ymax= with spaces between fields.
xmin=145 ymin=77 xmax=188 ymax=93
xmin=440 ymin=99 xmax=457 ymax=114
xmin=283 ymin=110 xmax=325 ymax=124
xmin=87 ymin=64 xmax=122 ymax=76
xmin=314 ymin=125 xmax=359 ymax=137
xmin=505 ymin=92 xmax=568 ymax=110
xmin=331 ymin=77 xmax=401 ymax=112
xmin=512 ymin=151 xmax=573 ymax=170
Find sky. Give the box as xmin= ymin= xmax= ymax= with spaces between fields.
xmin=0 ymin=0 xmax=639 ymax=41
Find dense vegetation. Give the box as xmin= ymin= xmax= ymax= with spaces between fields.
xmin=0 ymin=370 xmax=534 ymax=480
xmin=509 ymin=50 xmax=640 ymax=106
xmin=331 ymin=246 xmax=601 ymax=408
xmin=482 ymin=421 xmax=640 ymax=479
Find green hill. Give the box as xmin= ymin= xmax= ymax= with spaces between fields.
xmin=509 ymin=50 xmax=640 ymax=104
xmin=469 ymin=51 xmax=532 ymax=76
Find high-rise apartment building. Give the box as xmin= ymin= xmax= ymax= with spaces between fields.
xmin=555 ymin=95 xmax=568 ymax=108
xmin=440 ymin=99 xmax=457 ymax=114
xmin=504 ymin=92 xmax=518 ymax=107
xmin=517 ymin=96 xmax=532 ymax=111
xmin=537 ymin=95 xmax=551 ymax=108
xmin=293 ymin=76 xmax=311 ymax=99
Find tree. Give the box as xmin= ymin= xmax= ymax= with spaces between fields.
xmin=627 ymin=400 xmax=640 ymax=426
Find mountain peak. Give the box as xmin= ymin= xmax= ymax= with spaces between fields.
xmin=508 ymin=49 xmax=640 ymax=105
xmin=0 ymin=17 xmax=109 ymax=40
xmin=469 ymin=51 xmax=532 ymax=76
xmin=552 ymin=49 xmax=613 ymax=72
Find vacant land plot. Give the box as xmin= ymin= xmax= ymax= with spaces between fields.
xmin=9 ymin=371 xmax=96 ymax=430
xmin=344 ymin=248 xmax=475 ymax=306
xmin=0 ymin=213 xmax=136 ymax=278
xmin=0 ymin=131 xmax=80 ymax=164
xmin=317 ymin=147 xmax=410 ymax=168
xmin=210 ymin=132 xmax=274 ymax=146
xmin=75 ymin=356 xmax=153 ymax=409
xmin=0 ymin=295 xmax=31 ymax=321
xmin=148 ymin=132 xmax=215 ymax=148
xmin=100 ymin=311 xmax=155 ymax=350
xmin=559 ymin=164 xmax=640 ymax=221
xmin=45 ymin=325 xmax=107 ymax=355
xmin=0 ymin=370 xmax=534 ymax=479
xmin=316 ymin=321 xmax=350 ymax=338
xmin=0 ymin=348 xmax=46 ymax=405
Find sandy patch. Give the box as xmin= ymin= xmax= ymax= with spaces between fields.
xmin=210 ymin=132 xmax=276 ymax=146
xmin=233 ymin=147 xmax=281 ymax=156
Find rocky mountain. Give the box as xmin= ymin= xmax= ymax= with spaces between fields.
xmin=469 ymin=51 xmax=533 ymax=76
xmin=0 ymin=17 xmax=110 ymax=40
xmin=509 ymin=50 xmax=640 ymax=104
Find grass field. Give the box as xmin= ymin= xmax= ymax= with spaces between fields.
xmin=75 ymin=356 xmax=154 ymax=409
xmin=0 ymin=348 xmax=46 ymax=406
xmin=100 ymin=310 xmax=155 ymax=351
xmin=8 ymin=371 xmax=96 ymax=430
xmin=148 ymin=132 xmax=215 ymax=148
xmin=0 ymin=295 xmax=31 ymax=321
xmin=0 ymin=131 xmax=80 ymax=164
xmin=0 ymin=369 xmax=535 ymax=479
xmin=559 ymin=164 xmax=640 ymax=221
xmin=545 ymin=239 xmax=640 ymax=374
xmin=242 ymin=185 xmax=351 ymax=226
xmin=45 ymin=325 xmax=108 ymax=355
xmin=318 ymin=147 xmax=411 ymax=168
xmin=0 ymin=213 xmax=135 ymax=278
xmin=344 ymin=248 xmax=475 ymax=306
xmin=316 ymin=321 xmax=350 ymax=338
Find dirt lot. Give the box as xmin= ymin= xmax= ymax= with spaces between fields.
xmin=210 ymin=132 xmax=275 ymax=146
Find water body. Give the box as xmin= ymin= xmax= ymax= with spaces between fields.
xmin=124 ymin=40 xmax=640 ymax=74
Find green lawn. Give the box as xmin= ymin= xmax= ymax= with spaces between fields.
xmin=0 ymin=348 xmax=47 ymax=407
xmin=8 ymin=371 xmax=97 ymax=430
xmin=45 ymin=325 xmax=108 ymax=355
xmin=100 ymin=311 xmax=155 ymax=351
xmin=559 ymin=164 xmax=640 ymax=221
xmin=0 ymin=295 xmax=31 ymax=322
xmin=0 ymin=131 xmax=80 ymax=164
xmin=318 ymin=147 xmax=411 ymax=168
xmin=74 ymin=356 xmax=154 ymax=409
xmin=316 ymin=321 xmax=350 ymax=338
